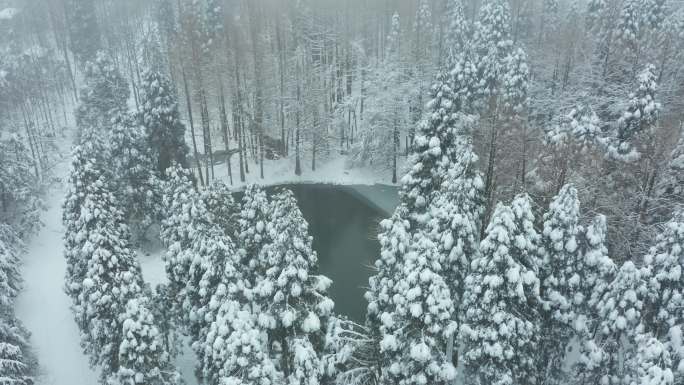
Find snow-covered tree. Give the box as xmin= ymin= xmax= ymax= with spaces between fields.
xmin=0 ymin=135 xmax=43 ymax=238
xmin=113 ymin=298 xmax=180 ymax=385
xmin=109 ymin=119 xmax=160 ymax=233
xmin=545 ymin=104 xmax=602 ymax=151
xmin=443 ymin=0 xmax=470 ymax=68
xmin=202 ymin=296 xmax=278 ymax=385
xmin=538 ymin=184 xmax=583 ymax=385
xmin=139 ymin=70 xmax=189 ymax=177
xmin=202 ymin=180 xmax=239 ymax=238
xmin=160 ymin=165 xmax=243 ymax=379
xmin=386 ymin=12 xmax=401 ymax=59
xmin=255 ymin=189 xmax=334 ymax=377
xmin=414 ymin=0 xmax=434 ymax=62
xmin=461 ymin=196 xmax=540 ymax=385
xmin=608 ymin=64 xmax=660 ymax=161
xmin=63 ymin=136 xmax=111 ymax=311
xmin=0 ymin=317 xmax=35 ymax=385
xmin=237 ymin=184 xmax=273 ymax=271
xmin=472 ymin=0 xmax=514 ymax=99
xmin=75 ymin=52 xmax=130 ymax=133
xmin=572 ymin=215 xmax=617 ymax=385
xmin=0 ymin=225 xmax=23 ymax=307
xmin=66 ymin=0 xmax=101 ymax=65
xmin=640 ymin=211 xmax=684 ymax=339
xmin=378 ymin=232 xmax=456 ymax=385
xmin=592 ymin=261 xmax=647 ymax=384
xmin=634 ymin=334 xmax=675 ymax=385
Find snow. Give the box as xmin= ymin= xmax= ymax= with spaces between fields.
xmin=14 ymin=153 xmax=99 ymax=385
xmin=0 ymin=7 xmax=19 ymax=20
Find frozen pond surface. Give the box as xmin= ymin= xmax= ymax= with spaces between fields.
xmin=256 ymin=183 xmax=399 ymax=321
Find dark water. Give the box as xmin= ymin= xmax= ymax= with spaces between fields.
xmin=261 ymin=184 xmax=392 ymax=322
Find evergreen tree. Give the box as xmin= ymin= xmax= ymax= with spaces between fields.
xmin=109 ymin=119 xmax=160 ymax=233
xmin=63 ymin=136 xmax=110 ymax=313
xmin=592 ymin=261 xmax=647 ymax=384
xmin=572 ymin=215 xmax=617 ymax=385
xmin=236 ymin=185 xmax=274 ymax=271
xmin=0 ymin=135 xmax=43 ymax=237
xmin=634 ymin=333 xmax=675 ymax=385
xmin=139 ymin=70 xmax=189 ymax=177
xmin=160 ymin=165 xmax=243 ymax=379
xmin=255 ymin=190 xmax=334 ymax=377
xmin=538 ymin=184 xmax=583 ymax=384
xmin=66 ymin=0 xmax=101 ymax=65
xmin=443 ymin=0 xmax=470 ymax=68
xmin=202 ymin=296 xmax=278 ymax=385
xmin=0 ymin=225 xmax=22 ymax=307
xmin=461 ymin=196 xmax=540 ymax=385
xmin=113 ymin=298 xmax=180 ymax=385
xmin=641 ymin=211 xmax=684 ymax=339
xmin=75 ymin=52 xmax=130 ymax=133
xmin=378 ymin=233 xmax=456 ymax=385
xmin=202 ymin=180 xmax=238 ymax=238
xmin=609 ymin=64 xmax=660 ymax=160
xmin=386 ymin=12 xmax=401 ymax=59
xmin=0 ymin=316 xmax=35 ymax=385
xmin=414 ymin=0 xmax=434 ymax=62
xmin=472 ymin=0 xmax=514 ymax=99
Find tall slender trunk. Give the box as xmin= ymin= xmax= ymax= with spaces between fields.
xmin=181 ymin=67 xmax=204 ymax=186
xmin=219 ymin=86 xmax=233 ymax=185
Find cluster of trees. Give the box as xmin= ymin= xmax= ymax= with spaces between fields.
xmin=0 ymin=3 xmax=71 ymax=383
xmin=352 ymin=0 xmax=684 ymax=384
xmin=159 ymin=172 xmax=337 ymax=385
xmin=62 ymin=39 xmax=190 ymax=382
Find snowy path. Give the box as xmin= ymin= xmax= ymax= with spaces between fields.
xmin=15 ymin=153 xmax=99 ymax=385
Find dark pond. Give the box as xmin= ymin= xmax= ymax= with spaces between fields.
xmin=247 ymin=184 xmax=398 ymax=322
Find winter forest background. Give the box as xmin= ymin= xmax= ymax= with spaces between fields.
xmin=1 ymin=0 xmax=684 ymax=384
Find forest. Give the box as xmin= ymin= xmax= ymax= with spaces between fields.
xmin=0 ymin=0 xmax=683 ymax=384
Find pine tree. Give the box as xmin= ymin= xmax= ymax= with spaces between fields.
xmin=160 ymin=166 xmax=243 ymax=379
xmin=66 ymin=0 xmax=101 ymax=65
xmin=472 ymin=0 xmax=514 ymax=99
xmin=634 ymin=333 xmax=675 ymax=385
xmin=0 ymin=225 xmax=23 ymax=307
xmin=538 ymin=184 xmax=583 ymax=385
xmin=63 ymin=137 xmax=111 ymax=312
xmin=386 ymin=12 xmax=401 ymax=59
xmin=0 ymin=135 xmax=43 ymax=237
xmin=75 ymin=52 xmax=130 ymax=133
xmin=641 ymin=211 xmax=684 ymax=339
xmin=202 ymin=180 xmax=238 ymax=238
xmin=236 ymin=185 xmax=273 ymax=271
xmin=461 ymin=196 xmax=540 ymax=385
xmin=0 ymin=317 xmax=35 ymax=385
xmin=414 ymin=0 xmax=434 ymax=62
xmin=113 ymin=298 xmax=180 ymax=385
xmin=443 ymin=0 xmax=470 ymax=68
xmin=593 ymin=261 xmax=647 ymax=384
xmin=378 ymin=233 xmax=456 ymax=385
xmin=255 ymin=189 xmax=334 ymax=377
xmin=608 ymin=64 xmax=660 ymax=160
xmin=109 ymin=119 xmax=160 ymax=232
xmin=572 ymin=215 xmax=617 ymax=385
xmin=202 ymin=296 xmax=278 ymax=385
xmin=139 ymin=70 xmax=189 ymax=177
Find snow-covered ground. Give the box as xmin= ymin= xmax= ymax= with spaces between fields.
xmin=206 ymin=151 xmax=402 ymax=189
xmin=15 ymin=153 xmax=99 ymax=385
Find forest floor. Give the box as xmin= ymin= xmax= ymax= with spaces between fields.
xmin=15 ymin=148 xmax=99 ymax=385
